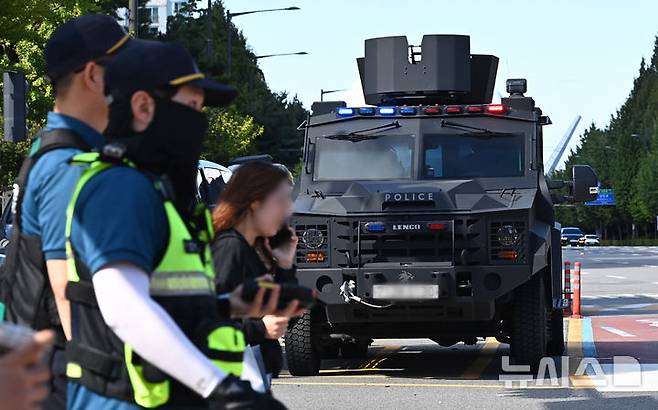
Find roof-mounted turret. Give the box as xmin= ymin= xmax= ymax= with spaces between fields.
xmin=357 ymin=35 xmax=498 ymax=106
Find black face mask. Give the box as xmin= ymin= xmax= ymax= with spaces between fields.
xmin=105 ymin=96 xmax=208 ymax=213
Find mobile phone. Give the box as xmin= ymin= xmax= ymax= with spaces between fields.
xmin=0 ymin=322 xmax=36 ymax=357
xmin=269 ymin=224 xmax=293 ymax=249
xmin=241 ymin=281 xmax=315 ymax=310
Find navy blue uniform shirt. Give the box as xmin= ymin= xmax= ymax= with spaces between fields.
xmin=20 ymin=112 xmax=105 ymax=259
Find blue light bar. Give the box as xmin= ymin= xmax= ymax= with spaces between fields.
xmin=336 ymin=107 xmax=355 ymax=118
xmin=400 ymin=107 xmax=417 ymax=115
xmin=359 ymin=107 xmax=376 ymax=116
xmin=364 ymin=222 xmax=386 ymax=232
xmin=378 ymin=107 xmax=396 ymax=116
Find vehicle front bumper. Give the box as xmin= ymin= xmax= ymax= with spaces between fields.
xmin=298 ymin=262 xmax=533 ymax=323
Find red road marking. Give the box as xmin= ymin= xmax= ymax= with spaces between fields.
xmin=591 ymin=314 xmax=658 ymax=362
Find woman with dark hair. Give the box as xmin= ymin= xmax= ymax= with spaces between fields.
xmin=212 ymin=161 xmax=304 ymax=385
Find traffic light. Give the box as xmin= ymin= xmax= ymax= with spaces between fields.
xmin=3 ymin=71 xmax=28 ymax=142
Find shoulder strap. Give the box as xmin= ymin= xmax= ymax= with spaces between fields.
xmin=12 ymin=129 xmax=91 ymax=231
xmin=31 ymin=129 xmax=89 ymax=158
xmin=65 ymin=150 xmax=137 ymax=283
xmin=69 ymin=151 xmax=101 ymax=166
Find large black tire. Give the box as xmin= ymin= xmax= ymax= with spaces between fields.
xmin=510 ymin=274 xmax=549 ymax=369
xmin=546 ymin=308 xmax=565 ymax=356
xmin=285 ymin=311 xmax=321 ymax=376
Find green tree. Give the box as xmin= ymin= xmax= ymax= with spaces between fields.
xmin=0 ymin=139 xmax=31 ymax=189
xmin=164 ymin=1 xmax=307 ymax=167
xmin=0 ymin=1 xmax=126 ymax=130
xmin=202 ymin=108 xmax=263 ymax=165
xmin=558 ymin=35 xmax=658 ymax=239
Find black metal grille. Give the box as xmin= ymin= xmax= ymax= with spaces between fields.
xmin=489 ymin=221 xmax=527 ymax=263
xmin=358 ymin=227 xmax=454 ymax=264
xmin=331 ymin=217 xmax=486 ymax=266
xmin=294 ymin=223 xmax=329 ymax=265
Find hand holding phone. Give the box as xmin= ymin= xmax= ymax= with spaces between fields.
xmin=265 ymin=225 xmax=298 ymax=270
xmin=241 ymin=280 xmax=315 ymax=311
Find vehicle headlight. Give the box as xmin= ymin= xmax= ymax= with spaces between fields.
xmin=301 ymin=228 xmax=324 ymax=249
xmin=497 ymin=225 xmax=519 ymax=247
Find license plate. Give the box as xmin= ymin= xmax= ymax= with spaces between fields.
xmin=372 ymin=284 xmax=439 ymax=300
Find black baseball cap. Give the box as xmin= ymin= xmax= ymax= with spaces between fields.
xmin=104 ymin=40 xmax=237 ymax=107
xmin=45 ymin=14 xmax=131 ymax=82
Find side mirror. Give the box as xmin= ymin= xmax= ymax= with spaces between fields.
xmin=572 ymin=165 xmax=599 ymax=202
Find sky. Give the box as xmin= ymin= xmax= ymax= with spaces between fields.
xmin=220 ymin=0 xmax=657 ymax=169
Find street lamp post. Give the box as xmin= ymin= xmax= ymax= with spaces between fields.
xmin=255 ymin=51 xmax=308 ymax=60
xmin=207 ymin=0 xmax=212 ymax=63
xmin=249 ymin=52 xmax=308 ymax=92
xmin=320 ymin=88 xmax=347 ymax=102
xmin=226 ymin=6 xmax=300 ymax=77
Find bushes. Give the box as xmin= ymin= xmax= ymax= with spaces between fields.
xmin=0 ymin=139 xmax=31 ymax=189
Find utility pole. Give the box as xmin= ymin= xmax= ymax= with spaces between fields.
xmin=206 ymin=0 xmax=213 ymax=63
xmin=129 ymin=0 xmax=139 ymax=37
xmin=226 ymin=10 xmax=232 ymax=78
xmin=320 ymin=88 xmax=347 ymax=102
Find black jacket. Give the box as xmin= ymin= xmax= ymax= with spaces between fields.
xmin=212 ymin=228 xmax=297 ymax=375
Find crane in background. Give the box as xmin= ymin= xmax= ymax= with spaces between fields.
xmin=545 ymin=115 xmax=582 ymax=176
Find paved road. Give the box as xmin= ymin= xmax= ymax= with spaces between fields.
xmin=272 ymin=247 xmax=658 ymax=409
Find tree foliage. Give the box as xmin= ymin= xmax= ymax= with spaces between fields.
xmin=202 ymin=108 xmax=263 ymax=165
xmin=556 ymin=39 xmax=658 ymax=239
xmin=163 ymin=1 xmax=307 ymax=167
xmin=0 ymin=0 xmax=307 ymax=189
xmin=0 ymin=139 xmax=30 ymax=189
xmin=0 ymin=1 xmax=126 ymax=129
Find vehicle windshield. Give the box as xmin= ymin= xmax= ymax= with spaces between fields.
xmin=585 ymin=235 xmax=598 ymax=239
xmin=562 ymin=228 xmax=583 ymax=235
xmin=314 ymin=134 xmax=414 ymax=181
xmin=422 ymin=133 xmax=525 ymax=179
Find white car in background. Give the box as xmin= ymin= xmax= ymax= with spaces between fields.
xmin=579 ymin=234 xmax=601 ymax=247
xmin=198 ymin=159 xmax=232 ymax=186
xmin=197 ymin=160 xmax=232 ymax=207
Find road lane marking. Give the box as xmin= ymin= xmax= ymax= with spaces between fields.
xmin=567 ymin=318 xmax=597 ymax=388
xmin=619 ymin=303 xmax=654 ymax=309
xmin=582 ymin=294 xmax=658 ymax=300
xmin=581 ymin=318 xmax=597 ymax=358
xmin=360 ymin=345 xmax=401 ymax=369
xmin=600 ymin=303 xmax=654 ymax=312
xmin=567 ymin=317 xmax=582 ymax=381
xmin=280 ymin=374 xmax=388 ymax=379
xmin=460 ymin=337 xmax=500 ymax=379
xmin=317 ymin=367 xmax=404 ymax=374
xmin=272 ymin=380 xmax=594 ymax=390
xmin=606 ymin=275 xmax=627 ymax=279
xmin=599 ymin=326 xmax=636 ymax=338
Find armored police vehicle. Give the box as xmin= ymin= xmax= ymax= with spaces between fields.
xmin=285 ymin=35 xmax=599 ymax=375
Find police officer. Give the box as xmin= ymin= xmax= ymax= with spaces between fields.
xmin=0 ymin=14 xmax=132 ymax=410
xmin=64 ymin=40 xmax=286 ymax=409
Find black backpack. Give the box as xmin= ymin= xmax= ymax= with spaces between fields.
xmin=0 ymin=129 xmax=89 ymax=345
